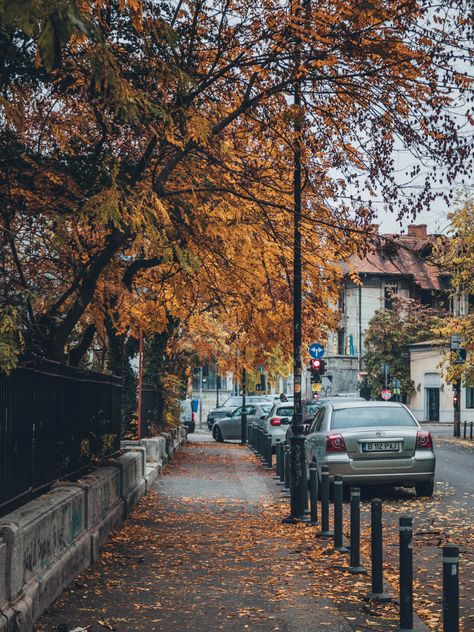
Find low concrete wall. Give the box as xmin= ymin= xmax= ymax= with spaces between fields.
xmin=112 ymin=451 xmax=146 ymax=516
xmin=66 ymin=467 xmax=125 ymax=563
xmin=0 ymin=428 xmax=186 ymax=632
xmin=0 ymin=486 xmax=89 ymax=632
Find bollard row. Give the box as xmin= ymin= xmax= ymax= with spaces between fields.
xmin=254 ymin=430 xmax=461 ymax=632
xmin=314 ymin=473 xmax=460 ymax=632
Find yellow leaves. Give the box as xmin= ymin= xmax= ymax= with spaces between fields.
xmin=0 ymin=305 xmax=24 ymax=375
xmin=0 ymin=93 xmax=25 ymax=133
xmin=186 ymin=112 xmax=211 ymax=145
xmin=83 ymin=186 xmax=123 ymax=228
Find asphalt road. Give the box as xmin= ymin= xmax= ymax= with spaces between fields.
xmin=424 ymin=423 xmax=474 ymax=509
xmin=370 ymin=424 xmax=474 ymax=632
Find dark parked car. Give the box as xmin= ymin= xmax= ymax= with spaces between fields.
xmin=207 ymin=395 xmax=272 ymax=430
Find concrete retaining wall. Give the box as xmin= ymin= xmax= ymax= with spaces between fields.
xmin=0 ymin=429 xmax=186 ymax=632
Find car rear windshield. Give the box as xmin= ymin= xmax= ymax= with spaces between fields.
xmin=223 ymin=397 xmax=241 ymax=407
xmin=331 ymin=406 xmax=417 ymax=430
xmin=277 ymin=406 xmax=294 ymax=419
xmin=305 ymin=403 xmax=319 ymax=416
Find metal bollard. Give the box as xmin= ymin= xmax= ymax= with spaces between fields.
xmin=278 ymin=442 xmax=285 ymax=484
xmin=264 ymin=432 xmax=270 ymax=464
xmin=309 ymin=462 xmax=319 ymax=526
xmin=399 ymin=516 xmax=414 ymax=631
xmin=303 ymin=461 xmax=309 ymax=512
xmin=333 ymin=475 xmax=349 ymax=552
xmin=317 ymin=465 xmax=333 ymax=537
xmin=274 ymin=439 xmax=281 ymax=478
xmin=348 ymin=487 xmax=366 ymax=574
xmin=365 ymin=498 xmax=390 ymax=602
xmin=266 ymin=434 xmax=273 ymax=468
xmin=463 ymin=420 xmax=467 ymax=439
xmin=260 ymin=429 xmax=266 ymax=460
xmin=443 ymin=545 xmax=459 ymax=632
xmin=284 ymin=445 xmax=290 ymax=489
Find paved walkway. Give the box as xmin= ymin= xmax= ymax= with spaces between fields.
xmin=34 ymin=439 xmax=351 ymax=632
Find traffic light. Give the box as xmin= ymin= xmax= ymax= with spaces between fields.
xmin=309 ymin=358 xmax=326 ymax=383
xmin=453 ymin=393 xmax=459 ymax=410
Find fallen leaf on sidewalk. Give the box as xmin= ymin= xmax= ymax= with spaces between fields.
xmin=98 ymin=621 xmax=115 ymax=630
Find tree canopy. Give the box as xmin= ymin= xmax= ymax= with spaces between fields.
xmin=435 ymin=195 xmax=474 ymax=386
xmin=363 ymin=296 xmax=443 ymax=400
xmin=1 ymin=0 xmax=472 ymax=382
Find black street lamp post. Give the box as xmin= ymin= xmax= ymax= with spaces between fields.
xmin=286 ymin=0 xmax=307 ymax=522
xmin=241 ymin=367 xmax=247 ymax=444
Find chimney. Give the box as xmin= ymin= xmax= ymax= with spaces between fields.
xmin=407 ymin=224 xmax=427 ymax=237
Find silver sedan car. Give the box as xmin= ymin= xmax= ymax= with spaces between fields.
xmin=305 ymin=401 xmax=435 ymax=497
xmin=212 ymin=403 xmax=273 ymax=442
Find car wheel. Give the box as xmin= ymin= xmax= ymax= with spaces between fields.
xmin=213 ymin=426 xmax=224 ymax=442
xmin=415 ymin=481 xmax=434 ymax=498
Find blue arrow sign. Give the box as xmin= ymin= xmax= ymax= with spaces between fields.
xmin=308 ymin=343 xmax=325 ymax=359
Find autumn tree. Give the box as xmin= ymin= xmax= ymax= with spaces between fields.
xmin=364 ymin=296 xmax=444 ymax=400
xmin=435 ymin=195 xmax=474 ymax=387
xmin=0 ymin=0 xmax=472 ymax=392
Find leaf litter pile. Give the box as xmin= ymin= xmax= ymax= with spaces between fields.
xmin=34 ymin=441 xmax=473 ymax=631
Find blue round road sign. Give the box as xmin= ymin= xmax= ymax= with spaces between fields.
xmin=308 ymin=343 xmax=325 ymax=359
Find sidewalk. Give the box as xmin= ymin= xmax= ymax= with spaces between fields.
xmin=34 ymin=439 xmax=351 ymax=632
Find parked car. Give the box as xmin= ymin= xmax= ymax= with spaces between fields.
xmin=212 ymin=402 xmax=273 ymax=442
xmin=207 ymin=395 xmax=272 ymax=430
xmin=305 ymin=401 xmax=435 ymax=497
xmin=261 ymin=402 xmax=295 ymax=450
xmin=179 ymin=398 xmax=196 ymax=434
xmin=284 ymin=398 xmax=363 ymax=443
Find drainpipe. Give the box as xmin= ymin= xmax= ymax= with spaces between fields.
xmin=358 ymin=282 xmax=362 ymax=372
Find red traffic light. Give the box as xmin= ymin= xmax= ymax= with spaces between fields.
xmin=310 ymin=359 xmax=322 ymax=369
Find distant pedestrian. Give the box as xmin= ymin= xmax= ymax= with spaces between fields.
xmin=279 ymin=393 xmax=288 ymax=402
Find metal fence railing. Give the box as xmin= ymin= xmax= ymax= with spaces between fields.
xmin=140 ymin=383 xmax=160 ymax=438
xmin=0 ymin=359 xmax=122 ymax=517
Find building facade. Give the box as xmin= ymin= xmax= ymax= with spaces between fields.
xmin=324 ymin=224 xmax=459 ymax=398
xmin=408 ymin=340 xmax=474 ymax=424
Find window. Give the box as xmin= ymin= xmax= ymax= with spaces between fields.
xmin=192 ymin=364 xmax=228 ymax=390
xmin=466 ymin=387 xmax=474 ymax=409
xmin=315 ymin=409 xmax=326 ymax=432
xmin=310 ymin=409 xmax=325 ymax=433
xmin=337 ymin=329 xmax=345 ymax=355
xmin=276 ymin=406 xmax=294 ymax=417
xmin=384 ymin=286 xmax=398 ymax=310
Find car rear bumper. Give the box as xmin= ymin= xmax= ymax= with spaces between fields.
xmin=269 ymin=428 xmax=288 ymax=446
xmin=319 ymin=451 xmax=435 ymax=485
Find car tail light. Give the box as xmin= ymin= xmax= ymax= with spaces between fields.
xmin=416 ymin=431 xmax=433 ymax=449
xmin=326 ymin=434 xmax=346 ymax=452
xmin=270 ymin=417 xmax=281 ymax=426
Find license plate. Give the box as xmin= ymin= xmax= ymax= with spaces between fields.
xmin=362 ymin=441 xmax=400 ymax=452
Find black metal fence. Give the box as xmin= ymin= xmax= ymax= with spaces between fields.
xmin=0 ymin=359 xmax=122 ymax=517
xmin=140 ymin=383 xmax=160 ymax=438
